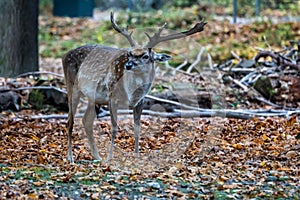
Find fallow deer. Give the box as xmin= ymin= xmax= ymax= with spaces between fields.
xmin=62 ymin=12 xmax=206 ymax=162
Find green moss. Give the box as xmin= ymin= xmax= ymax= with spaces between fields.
xmin=28 ymin=90 xmax=45 ymax=110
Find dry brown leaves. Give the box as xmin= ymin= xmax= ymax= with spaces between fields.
xmin=0 ymin=110 xmax=299 ymax=199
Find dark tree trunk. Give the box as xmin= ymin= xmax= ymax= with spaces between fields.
xmin=0 ymin=0 xmax=39 ymax=77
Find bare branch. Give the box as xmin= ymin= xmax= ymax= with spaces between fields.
xmin=30 ymin=108 xmax=300 ymax=120
xmin=207 ymin=53 xmax=214 ymax=70
xmin=145 ymin=94 xmax=205 ymax=111
xmin=255 ymin=50 xmax=300 ymax=71
xmin=187 ymin=47 xmax=205 ymax=73
xmin=164 ymin=60 xmax=192 ymax=76
xmin=13 ymin=86 xmax=67 ymax=94
xmin=230 ymin=50 xmax=242 ymax=61
xmin=225 ymin=76 xmax=249 ymax=92
xmin=176 ymin=59 xmax=188 ymax=70
xmin=16 ymin=71 xmax=64 ymax=78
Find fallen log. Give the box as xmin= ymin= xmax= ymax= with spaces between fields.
xmin=30 ymin=108 xmax=300 ymax=120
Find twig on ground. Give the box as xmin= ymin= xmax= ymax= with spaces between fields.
xmin=186 ymin=47 xmax=205 ymax=73
xmin=221 ymin=67 xmax=257 ymax=73
xmin=263 ymin=35 xmax=272 ymax=50
xmin=175 ymin=59 xmax=188 ymax=70
xmin=16 ymin=71 xmax=64 ymax=78
xmin=240 ymin=71 xmax=258 ymax=85
xmin=145 ymin=94 xmax=205 ymax=111
xmin=231 ymin=50 xmax=242 ymax=61
xmin=255 ymin=51 xmax=300 ymax=71
xmin=226 ymin=76 xmax=249 ymax=92
xmin=164 ymin=61 xmax=193 ymax=76
xmin=254 ymin=96 xmax=283 ymax=108
xmin=207 ymin=53 xmax=214 ymax=70
xmin=13 ymin=86 xmax=67 ymax=94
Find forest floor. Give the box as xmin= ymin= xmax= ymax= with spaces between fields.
xmin=1 ymin=110 xmax=299 ymax=199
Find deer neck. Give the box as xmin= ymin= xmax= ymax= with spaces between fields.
xmin=122 ymin=63 xmax=155 ymax=107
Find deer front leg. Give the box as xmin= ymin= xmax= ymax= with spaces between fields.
xmin=108 ymin=100 xmax=118 ymax=160
xmin=83 ymin=100 xmax=101 ymax=160
xmin=133 ymin=100 xmax=143 ymax=155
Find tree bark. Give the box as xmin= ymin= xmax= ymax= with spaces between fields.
xmin=0 ymin=0 xmax=39 ymax=77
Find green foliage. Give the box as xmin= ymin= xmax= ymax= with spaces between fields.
xmin=39 ymin=0 xmax=53 ymax=15
xmin=109 ymin=8 xmax=204 ymax=30
xmin=151 ymin=84 xmax=165 ymax=94
xmin=14 ymin=169 xmax=22 ymax=179
xmin=165 ymin=0 xmax=199 ymax=8
xmin=38 ymin=4 xmax=299 ymax=62
xmin=33 ymin=168 xmax=52 ymax=181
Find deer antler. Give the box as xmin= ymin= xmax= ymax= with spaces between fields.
xmin=110 ymin=12 xmax=137 ymax=47
xmin=145 ymin=18 xmax=207 ymax=48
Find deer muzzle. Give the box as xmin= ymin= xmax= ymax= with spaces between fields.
xmin=125 ymin=60 xmax=134 ymax=70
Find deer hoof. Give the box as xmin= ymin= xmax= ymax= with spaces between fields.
xmin=67 ymin=151 xmax=74 ymax=163
xmin=92 ymin=153 xmax=101 ymax=161
xmin=106 ymin=154 xmax=114 ymax=161
xmin=67 ymin=156 xmax=74 ymax=163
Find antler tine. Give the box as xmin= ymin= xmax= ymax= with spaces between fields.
xmin=145 ymin=18 xmax=207 ymax=49
xmin=144 ymin=22 xmax=167 ymax=46
xmin=110 ymin=12 xmax=137 ymax=47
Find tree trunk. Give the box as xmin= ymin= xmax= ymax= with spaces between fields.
xmin=0 ymin=0 xmax=39 ymax=77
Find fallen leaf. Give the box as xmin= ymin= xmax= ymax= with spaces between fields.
xmin=29 ymin=134 xmax=39 ymax=142
xmin=33 ymin=181 xmax=44 ymax=187
xmin=48 ymin=143 xmax=58 ymax=148
xmin=286 ymin=115 xmax=297 ymax=127
xmin=232 ymin=143 xmax=243 ymax=150
xmin=262 ymin=134 xmax=269 ymax=141
xmin=27 ymin=193 xmax=38 ymax=200
xmin=286 ymin=151 xmax=297 ymax=159
xmin=260 ymin=161 xmax=267 ymax=166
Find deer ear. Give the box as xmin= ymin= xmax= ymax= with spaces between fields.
xmin=153 ymin=53 xmax=172 ymax=62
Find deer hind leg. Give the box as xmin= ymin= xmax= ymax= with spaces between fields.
xmin=67 ymin=88 xmax=81 ymax=162
xmin=133 ymin=100 xmax=143 ymax=155
xmin=108 ymin=100 xmax=118 ymax=160
xmin=83 ymin=99 xmax=101 ymax=160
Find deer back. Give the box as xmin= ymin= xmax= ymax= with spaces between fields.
xmin=62 ymin=44 xmax=98 ymax=89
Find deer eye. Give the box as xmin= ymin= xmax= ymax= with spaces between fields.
xmin=142 ymin=54 xmax=149 ymax=60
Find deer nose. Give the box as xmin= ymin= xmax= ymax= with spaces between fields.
xmin=125 ymin=61 xmax=134 ymax=70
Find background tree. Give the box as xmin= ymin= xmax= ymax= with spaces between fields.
xmin=0 ymin=0 xmax=39 ymax=77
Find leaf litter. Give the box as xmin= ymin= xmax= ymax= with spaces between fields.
xmin=0 ymin=110 xmax=299 ymax=199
